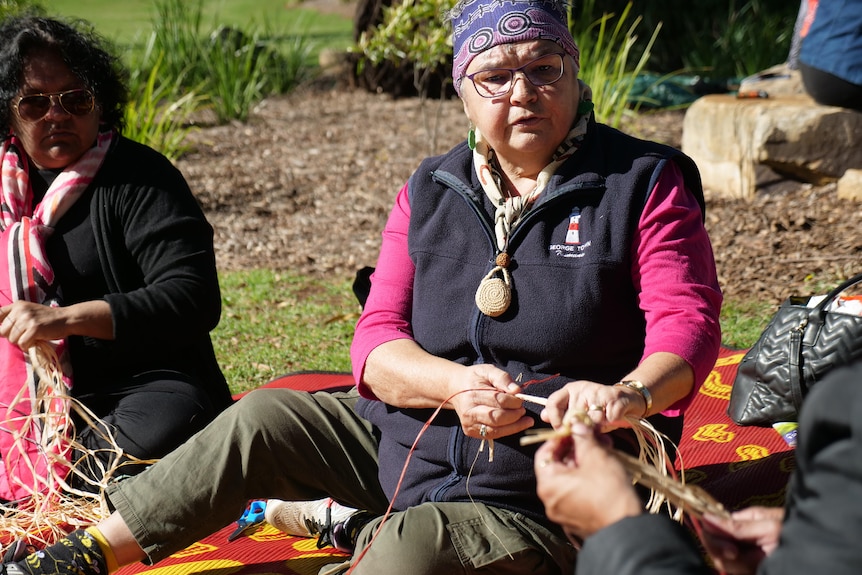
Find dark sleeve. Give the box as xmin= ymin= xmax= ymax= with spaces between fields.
xmin=95 ymin=139 xmax=222 ymax=352
xmin=578 ymin=514 xmax=714 ymax=575
xmin=760 ymin=361 xmax=862 ymax=575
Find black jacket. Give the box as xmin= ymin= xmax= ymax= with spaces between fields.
xmin=45 ymin=135 xmax=232 ymax=409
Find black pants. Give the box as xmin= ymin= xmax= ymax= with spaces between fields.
xmin=800 ymin=62 xmax=862 ymax=112
xmin=69 ymin=371 xmax=225 ymax=490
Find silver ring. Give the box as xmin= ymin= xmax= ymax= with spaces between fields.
xmin=479 ymin=424 xmax=488 ymax=438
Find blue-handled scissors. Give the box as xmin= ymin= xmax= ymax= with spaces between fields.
xmin=227 ymin=500 xmax=267 ymax=541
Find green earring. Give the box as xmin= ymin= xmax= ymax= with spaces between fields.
xmin=578 ymin=101 xmax=595 ymax=115
xmin=467 ymin=127 xmax=476 ymax=150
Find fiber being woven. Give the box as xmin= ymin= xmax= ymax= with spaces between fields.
xmin=0 ymin=344 xmax=121 ymax=546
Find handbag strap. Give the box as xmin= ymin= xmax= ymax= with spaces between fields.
xmin=805 ymin=272 xmax=862 ymax=344
xmin=788 ymin=321 xmax=806 ymax=413
xmin=813 ymin=272 xmax=862 ymax=314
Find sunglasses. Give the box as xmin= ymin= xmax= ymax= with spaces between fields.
xmin=12 ymin=88 xmax=96 ymax=123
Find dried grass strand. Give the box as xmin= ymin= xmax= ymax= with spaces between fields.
xmin=1 ymin=344 xmax=153 ymax=546
xmin=521 ymin=407 xmax=729 ymax=523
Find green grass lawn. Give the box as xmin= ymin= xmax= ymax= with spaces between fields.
xmin=212 ymin=270 xmax=358 ymax=394
xmin=48 ymin=0 xmax=353 ymax=60
xmin=45 ymin=0 xmax=156 ymax=43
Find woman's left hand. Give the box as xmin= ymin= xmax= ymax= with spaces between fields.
xmin=539 ymin=379 xmax=645 ymax=431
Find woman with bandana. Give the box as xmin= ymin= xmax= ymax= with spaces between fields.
xmin=0 ymin=15 xmax=232 ymax=499
xmin=2 ymin=2 xmax=720 ymax=574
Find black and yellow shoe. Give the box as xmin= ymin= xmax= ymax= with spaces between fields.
xmin=2 ymin=531 xmax=106 ymax=575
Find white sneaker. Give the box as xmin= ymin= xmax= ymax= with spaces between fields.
xmin=265 ymin=498 xmax=358 ymax=538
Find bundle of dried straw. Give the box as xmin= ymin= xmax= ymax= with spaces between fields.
xmin=520 ymin=404 xmax=729 ymax=522
xmin=1 ymin=343 xmax=145 ymax=546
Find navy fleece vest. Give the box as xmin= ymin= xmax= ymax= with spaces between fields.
xmin=356 ymin=119 xmax=704 ymax=528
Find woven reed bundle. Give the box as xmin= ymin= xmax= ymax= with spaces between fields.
xmin=1 ymin=343 xmax=151 ymax=546
xmin=521 ymin=407 xmax=730 ymax=522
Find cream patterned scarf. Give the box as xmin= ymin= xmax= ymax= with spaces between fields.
xmin=471 ymin=82 xmax=593 ymax=317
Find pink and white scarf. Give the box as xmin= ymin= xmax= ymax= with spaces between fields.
xmin=0 ymin=130 xmax=112 ymax=503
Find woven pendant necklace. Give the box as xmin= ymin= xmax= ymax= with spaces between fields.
xmin=474 ymin=181 xmax=540 ymax=317
xmin=469 ymin=107 xmax=591 ymax=317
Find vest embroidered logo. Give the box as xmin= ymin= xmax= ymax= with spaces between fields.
xmin=565 ymin=207 xmax=581 ymax=244
xmin=549 ymin=206 xmax=591 ymax=258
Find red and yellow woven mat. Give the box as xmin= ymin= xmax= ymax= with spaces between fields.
xmin=676 ymin=348 xmax=794 ymax=512
xmin=116 ymin=522 xmax=348 ymax=575
xmin=108 ymin=349 xmax=793 ymax=575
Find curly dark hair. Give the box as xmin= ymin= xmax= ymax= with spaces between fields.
xmin=0 ymin=14 xmax=129 ymax=135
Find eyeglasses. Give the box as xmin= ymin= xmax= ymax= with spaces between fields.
xmin=465 ymin=52 xmax=566 ymax=98
xmin=12 ymin=88 xmax=95 ymax=123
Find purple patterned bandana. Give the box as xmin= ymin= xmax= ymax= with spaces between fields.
xmin=450 ymin=0 xmax=580 ymax=95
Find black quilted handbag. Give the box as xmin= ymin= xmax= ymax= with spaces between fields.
xmin=728 ymin=272 xmax=862 ymax=427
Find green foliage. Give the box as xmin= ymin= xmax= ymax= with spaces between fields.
xmin=580 ymin=0 xmax=797 ymax=79
xmin=149 ymin=0 xmax=206 ymax=86
xmin=720 ymin=298 xmax=775 ymax=350
xmin=0 ymin=0 xmax=43 ymax=19
xmin=201 ymin=27 xmax=271 ymax=123
xmin=571 ymin=0 xmax=660 ymax=127
xmin=141 ymin=0 xmax=318 ymax=126
xmin=10 ymin=0 xmax=328 ymax=161
xmin=356 ymin=0 xmax=454 ymax=97
xmin=355 ymin=0 xmax=456 ymax=153
xmin=255 ymin=19 xmax=316 ymax=95
xmin=681 ymin=0 xmax=794 ymax=78
xmin=213 ymin=269 xmax=357 ymax=394
xmin=100 ymin=0 xmax=319 ymax=152
xmin=124 ymin=40 xmax=203 ymax=161
xmin=201 ymin=21 xmax=315 ymax=123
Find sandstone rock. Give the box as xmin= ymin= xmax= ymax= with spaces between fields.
xmin=838 ymin=169 xmax=862 ymax=201
xmin=682 ymin=94 xmax=862 ymax=199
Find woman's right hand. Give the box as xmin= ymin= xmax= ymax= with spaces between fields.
xmin=0 ymin=301 xmax=65 ymax=349
xmin=447 ymin=363 xmax=533 ymax=440
xmin=0 ymin=300 xmax=113 ymax=349
xmin=361 ymin=340 xmax=531 ymax=438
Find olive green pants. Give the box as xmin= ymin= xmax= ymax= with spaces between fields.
xmin=107 ymin=387 xmax=576 ymax=574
